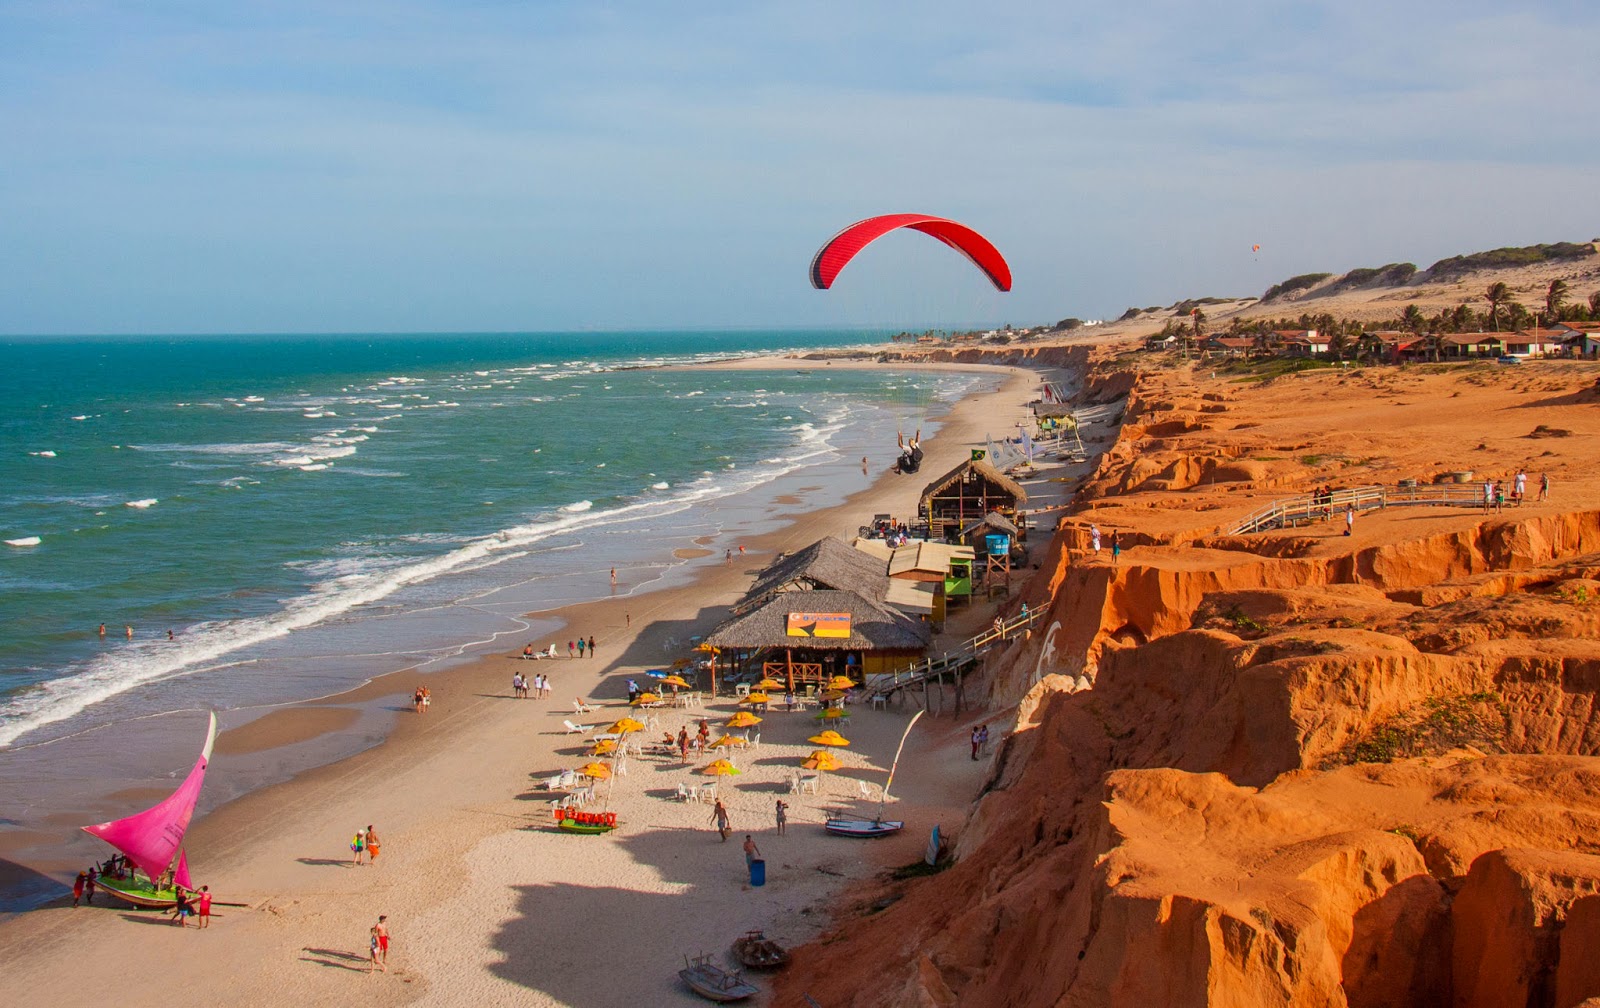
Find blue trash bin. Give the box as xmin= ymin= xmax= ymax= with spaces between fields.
xmin=749 ymin=858 xmax=766 ymax=887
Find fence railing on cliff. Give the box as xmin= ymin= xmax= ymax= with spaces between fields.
xmin=1228 ymin=483 xmax=1493 ymax=535
xmin=863 ymin=607 xmax=1046 ymax=700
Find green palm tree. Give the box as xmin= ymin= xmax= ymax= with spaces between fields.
xmin=1401 ymin=304 xmax=1425 ymax=334
xmin=1546 ymin=279 xmax=1569 ymax=320
xmin=1485 ymin=282 xmax=1509 ymax=331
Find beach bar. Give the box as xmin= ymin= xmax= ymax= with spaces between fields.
xmin=919 ymin=458 xmax=1028 ymax=539
xmin=705 ymin=588 xmax=931 ymax=693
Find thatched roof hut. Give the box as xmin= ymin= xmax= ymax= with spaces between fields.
xmin=959 ymin=511 xmax=1019 ymax=541
xmin=707 ymin=589 xmax=930 ymax=651
xmin=920 ymin=458 xmax=1028 ymax=526
xmin=733 ymin=537 xmax=888 ymax=616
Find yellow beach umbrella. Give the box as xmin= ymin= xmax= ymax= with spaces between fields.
xmin=808 ymin=730 xmax=850 ymax=747
xmin=827 ymin=676 xmax=857 ymax=690
xmin=702 ymin=758 xmax=742 ymax=776
xmin=659 ymin=675 xmax=691 ymax=689
xmin=708 ymin=734 xmax=750 ymax=749
xmin=819 ymin=688 xmax=845 ymax=701
xmin=726 ymin=711 xmax=763 ymax=728
xmin=801 ymin=750 xmax=842 ymax=772
xmin=630 ymin=692 xmax=661 ymax=705
xmin=589 ymin=739 xmax=618 ymax=756
xmin=754 ymin=677 xmax=783 ymax=690
xmin=577 ymin=761 xmax=613 ymax=780
xmin=694 ymin=642 xmax=719 ymax=653
xmin=739 ymin=692 xmax=771 ymax=705
xmin=815 ymin=707 xmax=849 ymax=720
xmin=607 ymin=717 xmax=645 ymax=734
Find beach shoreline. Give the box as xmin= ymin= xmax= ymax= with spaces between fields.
xmin=0 ymin=356 xmax=1054 ymax=1006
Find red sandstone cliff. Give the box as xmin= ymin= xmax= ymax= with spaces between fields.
xmin=776 ymin=358 xmax=1600 ymax=1008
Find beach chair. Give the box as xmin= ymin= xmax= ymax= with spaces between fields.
xmin=735 ymin=683 xmax=751 ymax=698
xmin=674 ymin=782 xmax=693 ymax=801
xmin=574 ymin=698 xmax=595 ymax=714
xmin=544 ymin=773 xmax=565 ymax=791
xmin=870 ymin=694 xmax=888 ymax=710
xmin=615 ymin=757 xmax=629 ymax=777
xmin=697 ymin=782 xmax=718 ymax=803
xmin=857 ymin=779 xmax=874 ymax=801
xmin=558 ymin=769 xmax=578 ymax=789
xmin=590 ymin=732 xmax=622 ymax=743
xmin=750 ymin=731 xmax=761 ymax=749
xmin=563 ymin=720 xmax=595 ymax=734
xmin=797 ymin=775 xmax=820 ymax=795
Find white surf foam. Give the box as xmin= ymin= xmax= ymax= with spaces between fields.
xmin=298 ymin=463 xmax=330 ymax=471
xmin=561 ymin=500 xmax=594 ymax=513
xmin=5 ymin=536 xmax=41 ymax=547
xmin=652 ymin=482 xmax=670 ymax=490
xmin=28 ymin=450 xmax=57 ymax=458
xmin=124 ymin=498 xmax=157 ymax=509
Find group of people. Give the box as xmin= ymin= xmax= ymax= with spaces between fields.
xmin=71 ymin=854 xmax=213 ymax=929
xmin=1086 ymin=524 xmax=1122 ymax=562
xmin=512 ymin=672 xmax=552 ymax=699
xmin=969 ymin=723 xmax=992 ymax=760
xmin=1483 ymin=470 xmax=1548 ymax=513
xmin=412 ymin=685 xmax=432 ymax=714
xmin=706 ymin=798 xmax=789 ymax=842
xmin=350 ymin=824 xmax=382 ymax=866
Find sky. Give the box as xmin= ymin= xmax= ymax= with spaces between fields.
xmin=2 ymin=1 xmax=1599 ymax=335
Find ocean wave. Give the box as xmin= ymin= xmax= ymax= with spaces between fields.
xmin=652 ymin=481 xmax=670 ymax=490
xmin=28 ymin=450 xmax=57 ymax=458
xmin=298 ymin=463 xmax=330 ymax=471
xmin=561 ymin=500 xmax=594 ymax=513
xmin=5 ymin=536 xmax=41 ymax=547
xmin=124 ymin=498 xmax=157 ymax=509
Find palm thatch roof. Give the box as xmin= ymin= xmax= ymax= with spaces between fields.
xmin=959 ymin=511 xmax=1020 ymax=538
xmin=734 ymin=537 xmax=888 ymax=616
xmin=1031 ymin=403 xmax=1078 ymax=421
xmin=920 ymin=458 xmax=1028 ymax=507
xmin=706 ymin=589 xmax=931 ymax=652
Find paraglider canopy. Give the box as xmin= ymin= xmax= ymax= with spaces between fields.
xmin=810 ymin=214 xmax=1012 ymax=292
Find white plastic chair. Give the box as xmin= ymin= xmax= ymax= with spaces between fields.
xmin=674 ymin=782 xmax=692 ymax=801
xmin=797 ymin=775 xmax=820 ymax=795
xmin=735 ymin=683 xmax=751 ymax=697
xmin=870 ymin=694 xmax=888 ymax=710
xmin=857 ymin=779 xmax=874 ymax=800
xmin=615 ymin=757 xmax=629 ymax=776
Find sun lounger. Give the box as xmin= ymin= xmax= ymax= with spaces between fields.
xmin=564 ymin=720 xmax=595 ymax=734
xmin=573 ymin=699 xmax=595 ymax=714
xmin=590 ymin=732 xmax=622 ymax=743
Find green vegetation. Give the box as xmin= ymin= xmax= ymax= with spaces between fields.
xmin=1261 ymin=272 xmax=1333 ymax=302
xmin=1300 ymin=454 xmax=1324 ymax=466
xmin=1171 ymin=296 xmax=1242 ymax=315
xmin=1221 ymin=605 xmax=1265 ymax=634
xmin=1322 ymin=692 xmax=1508 ymax=768
xmin=1216 ymin=356 xmax=1337 ymax=382
xmin=1423 ymin=242 xmax=1596 ymax=280
xmin=1332 ymin=263 xmax=1417 ymax=290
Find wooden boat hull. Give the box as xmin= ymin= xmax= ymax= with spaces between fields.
xmin=824 ymin=818 xmax=904 ymax=838
xmin=556 ymin=819 xmax=616 ymax=834
xmin=732 ymin=931 xmax=789 ymax=970
xmin=96 ymin=874 xmax=182 ymax=909
xmin=679 ymin=964 xmax=758 ymax=1002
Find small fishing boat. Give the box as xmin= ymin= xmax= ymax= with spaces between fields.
xmin=554 ymin=809 xmax=617 ymax=834
xmin=823 ymin=818 xmax=904 ymax=838
xmin=82 ymin=712 xmax=216 ymax=910
xmin=679 ymin=953 xmax=759 ymax=1002
xmin=824 ymin=710 xmax=921 ymax=840
xmin=732 ymin=930 xmax=790 ymax=969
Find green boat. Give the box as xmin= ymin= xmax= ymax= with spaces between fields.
xmin=554 ymin=809 xmax=617 ymax=834
xmin=82 ymin=713 xmax=216 ymax=910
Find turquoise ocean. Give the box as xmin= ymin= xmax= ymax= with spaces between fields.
xmin=0 ymin=330 xmax=995 ymax=904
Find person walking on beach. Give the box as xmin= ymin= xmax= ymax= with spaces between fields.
xmin=743 ymin=835 xmax=761 ymax=868
xmin=1483 ymin=478 xmax=1494 ymax=514
xmin=369 ymin=916 xmax=389 ymax=972
xmin=1540 ymin=472 xmax=1551 ymax=501
xmin=587 ymin=635 xmax=595 ymax=658
xmin=170 ymin=887 xmax=192 ymax=926
xmin=1089 ymin=524 xmax=1101 ymax=556
xmin=1514 ymin=468 xmax=1527 ymax=505
xmin=774 ymin=799 xmax=788 ymax=835
xmin=365 ymin=826 xmax=381 ymax=865
xmin=512 ymin=673 xmax=524 ymax=698
xmin=567 ymin=640 xmax=575 ymax=658
xmin=978 ymin=724 xmax=991 ymax=755
xmin=350 ymin=827 xmax=367 ymax=866
xmin=1344 ymin=504 xmax=1354 ymax=536
xmin=576 ymin=637 xmax=586 ymax=658
xmin=1110 ymin=531 xmax=1121 ymax=565
xmin=72 ymin=871 xmax=86 ymax=907
xmin=970 ymin=726 xmax=982 ymax=761
xmin=711 ymin=800 xmax=731 ymax=841
xmin=413 ymin=687 xmax=425 ymax=714
xmin=677 ymin=726 xmax=690 ymax=761
xmin=195 ymin=885 xmax=212 ymax=928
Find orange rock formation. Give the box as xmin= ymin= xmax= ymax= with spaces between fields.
xmin=777 ymin=354 xmax=1600 ymax=1007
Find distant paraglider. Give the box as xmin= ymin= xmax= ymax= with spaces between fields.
xmin=809 ymin=214 xmax=1012 ymax=292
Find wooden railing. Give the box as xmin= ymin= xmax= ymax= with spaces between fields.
xmin=863 ymin=607 xmax=1046 ymax=699
xmin=1228 ymin=483 xmax=1491 ymax=535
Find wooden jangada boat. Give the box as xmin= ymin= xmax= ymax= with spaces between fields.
xmin=824 ymin=710 xmax=921 ymax=839
xmin=732 ymin=930 xmax=789 ymax=969
xmin=554 ymin=809 xmax=617 ymax=834
xmin=82 ymin=713 xmax=217 ymax=910
xmin=679 ymin=953 xmax=759 ymax=1002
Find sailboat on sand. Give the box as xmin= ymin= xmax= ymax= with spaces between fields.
xmin=824 ymin=710 xmax=922 ymax=838
xmin=81 ymin=712 xmax=216 ymax=909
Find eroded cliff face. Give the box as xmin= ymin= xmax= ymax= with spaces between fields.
xmin=775 ymin=360 xmax=1600 ymax=1008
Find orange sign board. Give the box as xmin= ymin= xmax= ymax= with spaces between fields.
xmin=786 ymin=612 xmax=852 ymax=638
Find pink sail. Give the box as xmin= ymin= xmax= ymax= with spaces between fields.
xmin=173 ymin=849 xmax=192 ymax=891
xmin=83 ymin=713 xmax=216 ymax=882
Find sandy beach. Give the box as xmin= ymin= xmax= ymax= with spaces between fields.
xmin=0 ymin=357 xmax=1048 ymax=1006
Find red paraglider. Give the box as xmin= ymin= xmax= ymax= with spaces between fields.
xmin=809 ymin=214 xmax=1012 ymax=292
